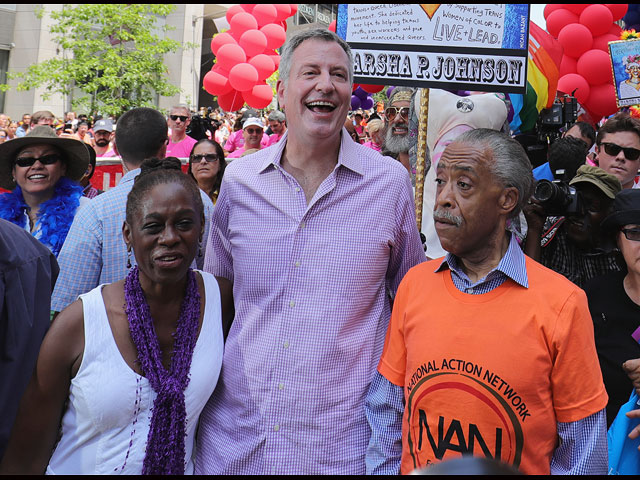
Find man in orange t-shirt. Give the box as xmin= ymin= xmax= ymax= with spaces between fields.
xmin=365 ymin=129 xmax=608 ymax=475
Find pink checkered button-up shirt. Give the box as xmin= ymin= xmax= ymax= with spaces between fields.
xmin=196 ymin=129 xmax=425 ymax=474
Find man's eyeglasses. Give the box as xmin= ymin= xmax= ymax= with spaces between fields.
xmin=384 ymin=107 xmax=410 ymax=122
xmin=170 ymin=115 xmax=189 ymax=122
xmin=244 ymin=127 xmax=263 ymax=135
xmin=621 ymin=228 xmax=640 ymax=241
xmin=600 ymin=142 xmax=640 ymax=161
xmin=191 ymin=153 xmax=219 ymax=163
xmin=14 ymin=154 xmax=62 ymax=168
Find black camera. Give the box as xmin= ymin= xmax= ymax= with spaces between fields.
xmin=537 ymin=94 xmax=578 ymax=146
xmin=186 ymin=114 xmax=216 ymax=141
xmin=533 ymin=179 xmax=583 ymax=216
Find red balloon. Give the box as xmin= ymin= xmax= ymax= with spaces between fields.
xmin=546 ymin=9 xmax=579 ymax=38
xmin=230 ymin=12 xmax=259 ymax=35
xmin=579 ymin=5 xmax=613 ymax=37
xmin=558 ymin=23 xmax=593 ymax=59
xmin=217 ymin=89 xmax=245 ymax=112
xmin=352 ymin=83 xmax=360 ymax=92
xmin=261 ymin=24 xmax=287 ymax=50
xmin=280 ymin=20 xmax=288 ymax=32
xmin=564 ymin=4 xmax=589 ymax=15
xmin=592 ymin=34 xmax=619 ymax=53
xmin=252 ymin=4 xmax=278 ymax=28
xmin=584 ymin=83 xmax=618 ymax=118
xmin=544 ymin=4 xmax=564 ymax=19
xmin=244 ymin=82 xmax=273 ymax=109
xmin=604 ymin=4 xmax=628 ymax=21
xmin=289 ymin=4 xmax=298 ymax=15
xmin=270 ymin=54 xmax=281 ymax=70
xmin=225 ymin=5 xmax=245 ymax=24
xmin=360 ymin=84 xmax=385 ymax=94
xmin=609 ymin=24 xmax=623 ymax=38
xmin=216 ymin=43 xmax=247 ymax=71
xmin=559 ymin=55 xmax=578 ymax=77
xmin=229 ymin=63 xmax=259 ymax=92
xmin=203 ymin=70 xmax=233 ymax=96
xmin=211 ymin=32 xmax=237 ymax=56
xmin=239 ymin=29 xmax=268 ymax=58
xmin=240 ymin=4 xmax=256 ymax=13
xmin=558 ymin=73 xmax=591 ymax=104
xmin=328 ymin=20 xmax=337 ymax=33
xmin=248 ymin=54 xmax=276 ymax=81
xmin=577 ymin=49 xmax=614 ymax=86
xmin=274 ymin=4 xmax=291 ymax=22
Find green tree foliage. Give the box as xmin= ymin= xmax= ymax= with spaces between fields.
xmin=1 ymin=4 xmax=187 ymax=118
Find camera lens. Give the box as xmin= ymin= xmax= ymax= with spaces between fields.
xmin=534 ymin=180 xmax=555 ymax=203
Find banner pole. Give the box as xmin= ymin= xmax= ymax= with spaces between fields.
xmin=415 ymin=88 xmax=429 ymax=232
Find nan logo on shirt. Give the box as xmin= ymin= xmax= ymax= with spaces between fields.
xmin=405 ymin=358 xmax=526 ymax=471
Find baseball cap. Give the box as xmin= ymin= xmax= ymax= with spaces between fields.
xmin=243 ymin=117 xmax=263 ymax=130
xmin=569 ymin=165 xmax=621 ymax=199
xmin=93 ymin=118 xmax=114 ymax=133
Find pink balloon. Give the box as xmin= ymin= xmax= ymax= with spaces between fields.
xmin=274 ymin=4 xmax=291 ymax=22
xmin=546 ymin=9 xmax=579 ymax=38
xmin=225 ymin=5 xmax=245 ymax=24
xmin=229 ymin=63 xmax=259 ymax=92
xmin=564 ymin=4 xmax=589 ymax=15
xmin=544 ymin=4 xmax=564 ymax=19
xmin=604 ymin=4 xmax=628 ymax=21
xmin=217 ymin=89 xmax=245 ymax=112
xmin=249 ymin=54 xmax=276 ymax=81
xmin=203 ymin=70 xmax=233 ymax=96
xmin=559 ymin=55 xmax=578 ymax=77
xmin=289 ymin=4 xmax=298 ymax=15
xmin=579 ymin=5 xmax=613 ymax=37
xmin=244 ymin=82 xmax=273 ymax=109
xmin=211 ymin=32 xmax=237 ymax=56
xmin=239 ymin=29 xmax=268 ymax=58
xmin=585 ymin=83 xmax=618 ymax=118
xmin=328 ymin=20 xmax=337 ymax=33
xmin=558 ymin=23 xmax=593 ymax=59
xmin=270 ymin=54 xmax=281 ymax=70
xmin=592 ymin=34 xmax=619 ymax=52
xmin=216 ymin=43 xmax=247 ymax=71
xmin=252 ymin=4 xmax=278 ymax=28
xmin=577 ymin=49 xmax=614 ymax=86
xmin=261 ymin=24 xmax=287 ymax=50
xmin=240 ymin=4 xmax=256 ymax=13
xmin=230 ymin=12 xmax=258 ymax=35
xmin=558 ymin=73 xmax=591 ymax=104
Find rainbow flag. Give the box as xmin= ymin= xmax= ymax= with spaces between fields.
xmin=509 ymin=21 xmax=563 ymax=134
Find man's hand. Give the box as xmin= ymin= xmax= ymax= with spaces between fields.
xmin=522 ymin=196 xmax=546 ymax=235
xmin=623 ymin=358 xmax=640 ymax=394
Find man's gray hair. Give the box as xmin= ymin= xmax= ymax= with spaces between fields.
xmin=279 ymin=28 xmax=353 ymax=86
xmin=455 ymin=129 xmax=534 ymax=218
xmin=170 ymin=104 xmax=190 ymax=115
xmin=268 ymin=110 xmax=286 ymax=123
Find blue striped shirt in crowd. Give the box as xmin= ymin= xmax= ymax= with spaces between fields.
xmin=365 ymin=233 xmax=608 ymax=475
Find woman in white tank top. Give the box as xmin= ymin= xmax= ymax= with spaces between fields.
xmin=1 ymin=158 xmax=233 ymax=474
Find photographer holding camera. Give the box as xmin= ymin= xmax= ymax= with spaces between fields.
xmin=524 ymin=165 xmax=623 ymax=288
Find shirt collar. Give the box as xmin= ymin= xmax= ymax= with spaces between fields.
xmin=119 ymin=167 xmax=141 ymax=184
xmin=259 ymin=128 xmax=364 ymax=176
xmin=436 ymin=232 xmax=529 ymax=288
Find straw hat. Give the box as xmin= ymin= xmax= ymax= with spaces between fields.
xmin=0 ymin=125 xmax=91 ymax=190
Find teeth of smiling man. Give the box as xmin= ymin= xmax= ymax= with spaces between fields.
xmin=28 ymin=174 xmax=46 ymax=180
xmin=306 ymin=101 xmax=336 ymax=110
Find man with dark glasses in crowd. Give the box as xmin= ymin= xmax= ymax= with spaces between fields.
xmin=381 ymin=87 xmax=415 ymax=175
xmin=166 ymin=104 xmax=197 ymax=158
xmin=594 ymin=112 xmax=640 ymax=190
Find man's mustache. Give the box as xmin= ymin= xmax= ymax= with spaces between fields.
xmin=433 ymin=209 xmax=463 ymax=227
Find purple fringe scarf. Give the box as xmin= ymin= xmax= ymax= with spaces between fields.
xmin=124 ymin=266 xmax=201 ymax=475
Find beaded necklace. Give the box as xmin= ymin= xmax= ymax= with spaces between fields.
xmin=124 ymin=266 xmax=201 ymax=475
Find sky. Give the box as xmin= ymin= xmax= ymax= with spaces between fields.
xmin=530 ymin=4 xmax=546 ymax=29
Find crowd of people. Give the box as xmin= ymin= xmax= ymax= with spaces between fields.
xmin=2 ymin=27 xmax=640 ymax=475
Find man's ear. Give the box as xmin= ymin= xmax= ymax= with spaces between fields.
xmin=499 ymin=186 xmax=519 ymax=216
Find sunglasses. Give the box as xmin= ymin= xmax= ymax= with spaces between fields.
xmin=14 ymin=153 xmax=62 ymax=168
xmin=170 ymin=115 xmax=189 ymax=122
xmin=191 ymin=153 xmax=219 ymax=163
xmin=621 ymin=228 xmax=640 ymax=241
xmin=385 ymin=107 xmax=410 ymax=122
xmin=600 ymin=142 xmax=640 ymax=161
xmin=244 ymin=127 xmax=263 ymax=135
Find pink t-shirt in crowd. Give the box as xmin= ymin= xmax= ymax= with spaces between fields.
xmin=267 ymin=133 xmax=284 ymax=146
xmin=166 ymin=135 xmax=198 ymax=158
xmin=96 ymin=147 xmax=117 ymax=158
xmin=362 ymin=141 xmax=382 ymax=152
xmin=224 ymin=130 xmax=270 ymax=152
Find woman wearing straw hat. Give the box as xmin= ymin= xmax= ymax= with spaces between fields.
xmin=0 ymin=125 xmax=90 ymax=256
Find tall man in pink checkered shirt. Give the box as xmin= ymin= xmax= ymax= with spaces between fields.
xmin=195 ymin=29 xmax=426 ymax=475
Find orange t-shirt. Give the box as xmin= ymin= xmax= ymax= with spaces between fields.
xmin=378 ymin=257 xmax=608 ymax=475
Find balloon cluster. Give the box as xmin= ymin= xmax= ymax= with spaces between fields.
xmin=203 ymin=4 xmax=298 ymax=111
xmin=623 ymin=5 xmax=640 ymax=31
xmin=351 ymin=86 xmax=374 ymax=110
xmin=544 ymin=4 xmax=628 ymax=121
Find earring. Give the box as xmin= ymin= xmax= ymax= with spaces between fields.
xmin=126 ymin=247 xmax=132 ymax=269
xmin=198 ymin=242 xmax=203 ymax=258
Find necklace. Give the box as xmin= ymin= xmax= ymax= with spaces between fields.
xmin=124 ymin=266 xmax=201 ymax=475
xmin=0 ymin=176 xmax=82 ymax=256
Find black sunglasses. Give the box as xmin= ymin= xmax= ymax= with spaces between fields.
xmin=191 ymin=153 xmax=219 ymax=163
xmin=600 ymin=142 xmax=640 ymax=161
xmin=170 ymin=115 xmax=189 ymax=122
xmin=385 ymin=107 xmax=409 ymax=122
xmin=621 ymin=228 xmax=640 ymax=241
xmin=14 ymin=153 xmax=63 ymax=168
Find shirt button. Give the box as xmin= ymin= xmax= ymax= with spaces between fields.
xmin=289 ymin=300 xmax=295 ymax=308
xmin=284 ymin=341 xmax=290 ymax=349
xmin=278 ymin=383 xmax=284 ymax=390
xmin=300 ymin=221 xmax=306 ymax=229
xmin=295 ymin=261 xmax=301 ymax=267
xmin=295 ymin=187 xmax=301 ymax=192
xmin=273 ymin=424 xmax=280 ymax=432
xmin=467 ymin=288 xmax=474 ymax=294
